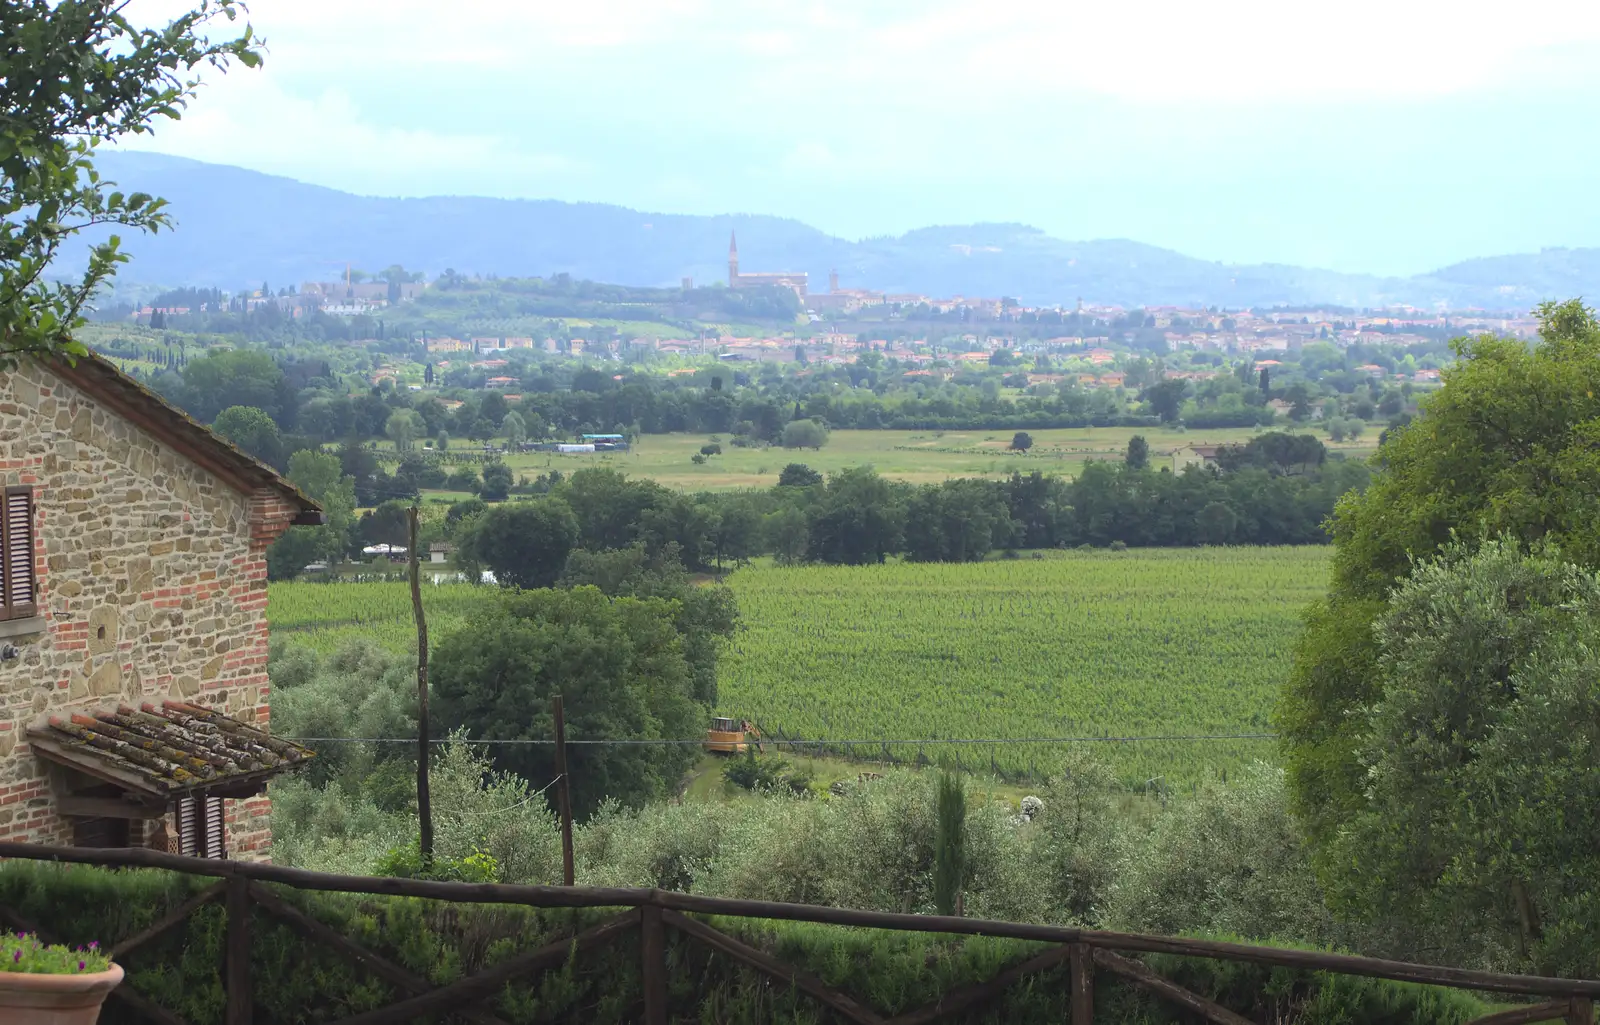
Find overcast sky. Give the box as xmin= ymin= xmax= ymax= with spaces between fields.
xmin=121 ymin=0 xmax=1600 ymax=276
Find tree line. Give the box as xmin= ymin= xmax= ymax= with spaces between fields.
xmin=146 ymin=325 xmax=1441 ymax=463
xmin=318 ymin=433 xmax=1362 ymax=590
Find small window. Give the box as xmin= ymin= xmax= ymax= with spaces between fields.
xmin=1 ymin=486 xmax=37 ymax=621
xmin=176 ymin=796 xmax=228 ymax=860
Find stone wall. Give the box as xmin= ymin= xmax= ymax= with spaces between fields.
xmin=0 ymin=359 xmax=294 ymax=859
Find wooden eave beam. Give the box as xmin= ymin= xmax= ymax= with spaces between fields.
xmin=26 ymin=735 xmax=172 ymax=797
xmin=59 ymin=795 xmax=168 ymax=820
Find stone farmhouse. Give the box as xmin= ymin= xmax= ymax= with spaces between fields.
xmin=0 ymin=351 xmax=322 ymax=861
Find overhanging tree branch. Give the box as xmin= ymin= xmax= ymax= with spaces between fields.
xmin=0 ymin=0 xmax=261 ymax=368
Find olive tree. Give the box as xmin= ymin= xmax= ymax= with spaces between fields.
xmin=1325 ymin=542 xmax=1600 ymax=973
xmin=431 ymin=587 xmax=707 ymax=817
xmin=1281 ymin=300 xmax=1600 ymax=868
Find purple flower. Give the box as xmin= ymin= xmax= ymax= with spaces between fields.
xmin=11 ymin=950 xmax=19 ymax=963
xmin=77 ymin=961 xmax=85 ymax=971
xmin=87 ymin=942 xmax=97 ymax=949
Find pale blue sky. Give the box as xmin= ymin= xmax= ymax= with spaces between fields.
xmin=123 ymin=0 xmax=1600 ymax=276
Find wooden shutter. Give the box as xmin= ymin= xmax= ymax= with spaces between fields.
xmin=203 ymin=797 xmax=227 ymax=860
xmin=176 ymin=797 xmax=199 ymax=857
xmin=1 ymin=487 xmax=36 ymax=621
xmin=177 ymin=796 xmax=228 ymax=860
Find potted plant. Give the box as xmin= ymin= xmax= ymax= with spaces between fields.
xmin=0 ymin=932 xmax=122 ymax=1024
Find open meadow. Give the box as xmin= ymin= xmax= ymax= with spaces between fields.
xmin=475 ymin=426 xmax=1378 ymax=492
xmin=268 ymin=546 xmax=1329 ymax=787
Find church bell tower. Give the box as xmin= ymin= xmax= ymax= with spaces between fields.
xmin=728 ymin=231 xmax=739 ymax=288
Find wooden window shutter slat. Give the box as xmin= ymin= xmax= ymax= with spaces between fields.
xmin=177 ymin=797 xmax=199 ymax=857
xmin=1 ymin=488 xmax=36 ymax=621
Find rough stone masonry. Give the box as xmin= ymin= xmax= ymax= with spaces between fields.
xmin=0 ymin=356 xmax=314 ymax=858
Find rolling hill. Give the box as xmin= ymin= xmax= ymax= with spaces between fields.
xmin=73 ymin=151 xmax=1600 ymax=310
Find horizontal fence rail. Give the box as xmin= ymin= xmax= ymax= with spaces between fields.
xmin=282 ymin=733 xmax=1279 ymax=746
xmin=0 ymin=841 xmax=1593 ymax=1025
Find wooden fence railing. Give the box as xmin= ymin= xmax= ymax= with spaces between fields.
xmin=0 ymin=842 xmax=1593 ymax=1025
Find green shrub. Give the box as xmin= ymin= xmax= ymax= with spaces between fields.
xmin=373 ymin=838 xmax=500 ymax=883
xmin=722 ymin=750 xmax=813 ymax=796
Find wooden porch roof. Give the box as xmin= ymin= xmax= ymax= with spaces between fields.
xmin=27 ymin=702 xmax=314 ymax=799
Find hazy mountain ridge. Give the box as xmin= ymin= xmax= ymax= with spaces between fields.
xmin=79 ymin=152 xmax=1597 ymax=310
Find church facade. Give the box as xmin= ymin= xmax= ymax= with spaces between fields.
xmin=727 ymin=233 xmax=808 ymax=297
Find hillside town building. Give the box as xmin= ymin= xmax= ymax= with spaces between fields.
xmin=727 ymin=233 xmax=808 ymax=296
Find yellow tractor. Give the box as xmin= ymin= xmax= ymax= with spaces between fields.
xmin=704 ymin=717 xmax=763 ymax=755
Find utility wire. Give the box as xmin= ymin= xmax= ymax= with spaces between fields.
xmin=481 ymin=774 xmax=564 ymax=816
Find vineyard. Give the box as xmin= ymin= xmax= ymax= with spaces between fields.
xmin=714 ymin=548 xmax=1330 ymax=786
xmin=267 ymin=548 xmax=1330 ymax=786
xmin=267 ymin=580 xmax=493 ymax=653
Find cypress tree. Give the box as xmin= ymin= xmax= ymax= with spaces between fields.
xmin=932 ymin=771 xmax=966 ymax=916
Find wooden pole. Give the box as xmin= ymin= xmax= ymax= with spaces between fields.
xmin=1094 ymin=947 xmax=1253 ymax=1025
xmin=1071 ymin=941 xmax=1093 ymax=1025
xmin=1464 ymin=1003 xmax=1569 ymax=1025
xmin=662 ymin=910 xmax=882 ymax=1025
xmin=408 ymin=506 xmax=433 ymax=868
xmin=885 ymin=942 xmax=1071 ymax=1025
xmin=1570 ymin=998 xmax=1594 ymax=1025
xmin=641 ymin=904 xmax=667 ymax=1025
xmin=248 ymin=882 xmax=513 ymax=1025
xmin=330 ymin=913 xmax=638 ymax=1025
xmin=553 ymin=694 xmax=575 ymax=886
xmin=225 ymin=873 xmax=252 ymax=1025
xmin=110 ymin=880 xmax=227 ymax=959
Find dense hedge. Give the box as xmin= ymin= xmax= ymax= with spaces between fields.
xmin=0 ymin=862 xmax=1495 ymax=1024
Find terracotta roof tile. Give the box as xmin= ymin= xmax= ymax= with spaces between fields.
xmin=27 ymin=702 xmax=314 ymax=797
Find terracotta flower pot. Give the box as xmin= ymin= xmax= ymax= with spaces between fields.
xmin=0 ymin=963 xmax=124 ymax=1025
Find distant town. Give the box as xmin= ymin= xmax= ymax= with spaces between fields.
xmin=127 ymin=235 xmax=1538 ymax=390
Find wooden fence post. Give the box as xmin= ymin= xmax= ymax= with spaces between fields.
xmin=553 ymin=694 xmax=575 ymax=886
xmin=225 ymin=873 xmax=252 ymax=1025
xmin=641 ymin=905 xmax=667 ymax=1025
xmin=1070 ymin=942 xmax=1093 ymax=1024
xmin=1570 ymin=998 xmax=1594 ymax=1025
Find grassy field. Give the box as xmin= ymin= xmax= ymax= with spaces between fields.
xmin=483 ymin=426 xmax=1378 ymax=492
xmin=269 ymin=546 xmax=1329 ymax=787
xmin=715 ymin=548 xmax=1330 ymax=786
